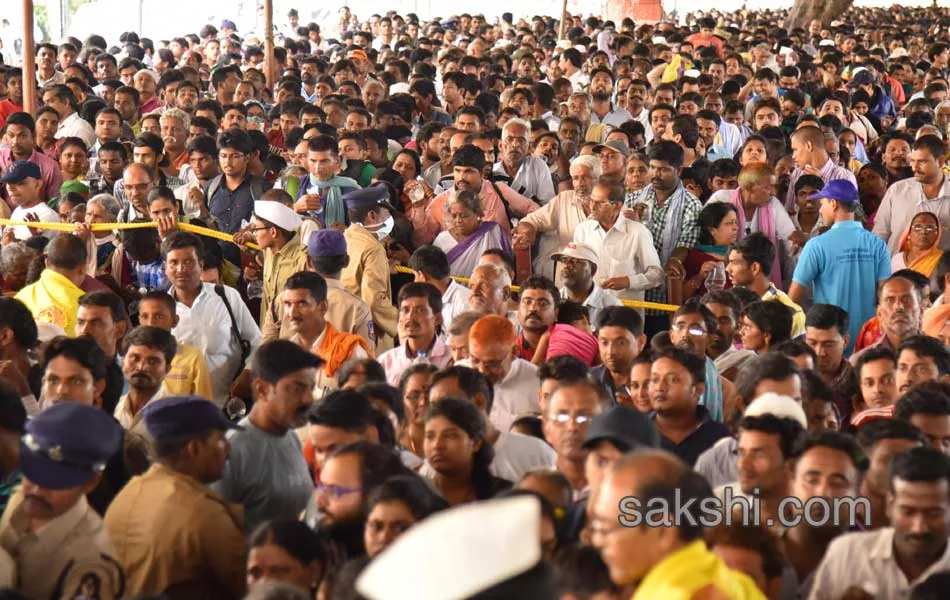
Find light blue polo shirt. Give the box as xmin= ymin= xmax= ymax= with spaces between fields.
xmin=792 ymin=220 xmax=891 ymax=355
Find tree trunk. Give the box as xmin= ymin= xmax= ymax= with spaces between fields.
xmin=785 ymin=0 xmax=854 ymax=31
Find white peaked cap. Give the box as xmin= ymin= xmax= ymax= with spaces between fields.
xmin=356 ymin=496 xmax=542 ymax=600
xmin=745 ymin=392 xmax=808 ymax=429
xmin=254 ymin=200 xmax=301 ymax=232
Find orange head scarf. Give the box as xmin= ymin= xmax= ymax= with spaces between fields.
xmin=898 ymin=212 xmax=944 ymax=278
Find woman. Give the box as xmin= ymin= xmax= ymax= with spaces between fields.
xmin=433 ymin=190 xmax=511 ymax=278
xmin=423 ymin=398 xmax=511 ymax=505
xmin=625 ymin=152 xmax=649 ymax=195
xmin=736 ymin=135 xmax=769 ymax=166
xmin=363 ymin=475 xmax=449 ymax=558
xmin=391 ymin=149 xmax=439 ymax=247
xmin=857 ymin=163 xmax=889 ymax=229
xmin=399 ymin=363 xmax=439 ymax=459
xmin=34 ymin=107 xmax=60 ymax=158
xmin=247 ymin=520 xmax=325 ymax=596
xmin=892 ymin=212 xmax=943 ymax=287
xmin=683 ymin=203 xmax=738 ymax=298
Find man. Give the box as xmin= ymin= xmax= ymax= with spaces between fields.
xmin=702 ymin=289 xmax=751 ymax=376
xmin=283 ymin=271 xmax=372 ymax=395
xmin=88 ymin=141 xmax=128 ymax=197
xmin=723 ymin=413 xmax=803 ymax=524
xmin=340 ymin=186 xmax=399 ymax=352
xmin=784 ymin=126 xmax=857 ymax=214
xmin=174 ymin=135 xmax=218 ymax=219
xmin=409 ymin=245 xmax=469 ymax=332
xmin=591 ymin=306 xmax=646 ymax=405
xmin=306 ymin=390 xmax=384 ymax=477
xmin=780 ymin=431 xmax=865 ymax=599
xmin=251 ymin=197 xmax=309 ymax=341
xmin=873 ymin=135 xmax=950 ymax=253
xmin=427 ymin=145 xmax=539 ymax=237
xmin=306 ymin=229 xmax=374 ymax=345
xmin=851 ymin=347 xmax=899 ymax=426
xmin=554 ymin=242 xmax=621 ymax=330
xmin=857 ymin=420 xmax=927 ymax=530
xmin=516 ymin=276 xmax=559 ymax=362
xmin=162 ymin=231 xmax=261 ymax=405
xmin=808 ymin=446 xmax=950 ymax=599
xmin=429 ymin=366 xmax=555 ymax=480
xmin=0 ymin=69 xmax=24 ymax=130
xmin=212 ymin=340 xmax=318 ymax=531
xmin=159 ymin=108 xmax=190 ymax=173
xmin=466 ymin=263 xmax=513 ymax=318
xmin=42 ymin=84 xmax=95 ymax=148
xmin=541 ymin=376 xmax=610 ymax=498
xmin=104 ymin=396 xmax=246 ymax=597
xmin=789 ymin=180 xmax=890 ymax=352
xmin=38 ymin=336 xmax=107 ymax=410
xmin=378 ymin=283 xmax=451 ymax=385
xmin=725 ymin=233 xmax=805 ymax=337
xmin=0 ymin=112 xmax=63 ymax=202
xmin=0 ymin=404 xmax=124 ymax=599
xmin=15 ymin=234 xmax=86 ymax=336
xmin=805 ymin=304 xmax=859 ymax=424
xmin=895 ymin=383 xmax=950 ymax=455
xmin=851 ymin=276 xmax=923 ymax=363
xmin=1 ymin=160 xmax=61 ymax=240
xmin=574 ymin=176 xmax=663 ymax=306
xmin=589 ymin=67 xmax=633 ymax=128
xmin=293 ymin=135 xmax=359 ymax=229
xmin=206 ymin=128 xmax=271 ymax=239
xmin=625 ymin=141 xmax=702 ymax=334
xmin=650 ymin=347 xmax=730 ymax=466
xmin=879 ymin=135 xmax=913 ymax=185
xmin=137 ymin=291 xmax=213 ymax=399
xmin=669 ymin=298 xmax=737 ymax=423
xmin=895 ymin=337 xmax=950 ymax=398
xmin=116 ymin=325 xmax=175 ymax=431
xmin=118 ymin=162 xmax=154 ymax=222
xmin=463 ymin=315 xmax=540 ymax=431
xmin=76 ymin=291 xmax=130 ymax=415
xmin=591 ymin=451 xmax=763 ymax=597
xmin=491 ymin=119 xmax=555 ymax=204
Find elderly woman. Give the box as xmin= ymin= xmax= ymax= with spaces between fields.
xmin=513 ymin=154 xmax=601 ymax=279
xmin=434 ymin=189 xmax=511 ymax=278
xmin=83 ymin=193 xmax=122 ymax=278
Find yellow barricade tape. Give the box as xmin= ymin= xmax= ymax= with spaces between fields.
xmin=393 ymin=265 xmax=679 ymax=312
xmin=0 ymin=219 xmax=677 ymax=312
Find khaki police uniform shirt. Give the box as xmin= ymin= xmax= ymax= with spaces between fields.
xmin=103 ymin=463 xmax=246 ymax=599
xmin=341 ymin=224 xmax=399 ymax=348
xmin=0 ymin=488 xmax=124 ymax=600
xmin=260 ymin=234 xmax=310 ymax=340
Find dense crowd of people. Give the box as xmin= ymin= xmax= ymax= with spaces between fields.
xmin=0 ymin=3 xmax=950 ymax=599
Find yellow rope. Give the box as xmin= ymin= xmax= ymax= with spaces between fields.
xmin=0 ymin=219 xmax=678 ymax=312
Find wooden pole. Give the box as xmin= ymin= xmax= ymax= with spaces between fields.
xmin=264 ymin=0 xmax=274 ymax=97
xmin=558 ymin=0 xmax=569 ymax=40
xmin=22 ymin=0 xmax=37 ymax=116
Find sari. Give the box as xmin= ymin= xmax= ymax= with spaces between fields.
xmin=433 ymin=221 xmax=512 ymax=278
xmin=895 ymin=212 xmax=944 ymax=278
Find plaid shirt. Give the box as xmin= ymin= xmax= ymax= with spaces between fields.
xmin=627 ymin=182 xmax=702 ymax=307
xmin=134 ymin=259 xmax=170 ymax=292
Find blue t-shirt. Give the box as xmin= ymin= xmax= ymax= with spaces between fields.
xmin=792 ymin=220 xmax=890 ymax=354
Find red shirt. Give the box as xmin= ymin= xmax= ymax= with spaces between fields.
xmin=0 ymin=99 xmax=24 ymax=130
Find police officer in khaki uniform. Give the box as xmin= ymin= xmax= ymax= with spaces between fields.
xmin=103 ymin=395 xmax=246 ymax=598
xmin=340 ymin=185 xmax=400 ymax=354
xmin=0 ymin=403 xmax=125 ymax=600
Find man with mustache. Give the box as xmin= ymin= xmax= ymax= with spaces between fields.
xmin=589 ymin=67 xmax=633 ymax=128
xmin=466 ymin=262 xmax=513 ymax=318
xmin=554 ymin=242 xmax=621 ymax=331
xmin=804 ymin=305 xmax=859 ymax=424
xmin=377 ymin=282 xmax=451 ymax=386
xmin=515 ymin=276 xmax=559 ymax=362
xmin=0 ymin=403 xmax=123 ymax=598
xmin=211 ymin=340 xmax=321 ymax=531
xmin=491 ymin=119 xmax=556 ymax=204
xmin=809 ymin=446 xmax=950 ymax=599
xmin=894 ymin=337 xmax=950 ymax=401
xmin=851 ymin=276 xmax=922 ymax=366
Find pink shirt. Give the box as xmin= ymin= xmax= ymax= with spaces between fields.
xmin=427 ymin=180 xmax=540 ymax=236
xmin=0 ymin=148 xmax=64 ymax=204
xmin=377 ymin=336 xmax=453 ymax=386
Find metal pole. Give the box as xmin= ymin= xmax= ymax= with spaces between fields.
xmin=22 ymin=0 xmax=37 ymax=116
xmin=264 ymin=0 xmax=274 ymax=96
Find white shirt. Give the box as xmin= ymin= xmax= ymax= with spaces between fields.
xmin=55 ymin=111 xmax=96 ymax=148
xmin=567 ymin=69 xmax=589 ymax=92
xmin=9 ymin=203 xmax=59 ymax=241
xmin=872 ymin=175 xmax=950 ymax=253
xmin=441 ymin=279 xmax=469 ymax=332
xmin=629 ymin=107 xmax=654 ymax=143
xmin=492 ymin=156 xmax=556 ymax=204
xmin=459 ymin=358 xmax=540 ymax=431
xmin=707 ymin=191 xmax=797 ymax=239
xmin=114 ymin=386 xmax=167 ymax=430
xmin=559 ymin=283 xmax=622 ymax=331
xmin=808 ymin=527 xmax=950 ymax=600
xmin=590 ymin=105 xmax=634 ymax=128
xmin=573 ymin=216 xmax=664 ymax=305
xmin=418 ymin=430 xmax=556 ymax=482
xmin=170 ymin=282 xmax=262 ymax=406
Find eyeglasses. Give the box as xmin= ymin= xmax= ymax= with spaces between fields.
xmin=672 ymin=322 xmax=707 ymax=336
xmin=247 ymin=227 xmax=272 ymax=234
xmin=316 ymin=482 xmax=362 ymax=499
xmin=549 ymin=412 xmax=593 ymax=426
xmin=912 ymin=225 xmax=938 ymax=233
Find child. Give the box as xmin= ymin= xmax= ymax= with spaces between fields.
xmin=531 ymin=302 xmax=599 ymax=367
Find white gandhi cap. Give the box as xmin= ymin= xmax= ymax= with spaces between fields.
xmin=253 ymin=200 xmax=302 ymax=232
xmin=356 ymin=496 xmax=542 ymax=600
xmin=745 ymin=392 xmax=808 ymax=429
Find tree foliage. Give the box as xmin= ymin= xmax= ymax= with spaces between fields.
xmin=785 ymin=0 xmax=855 ymax=31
